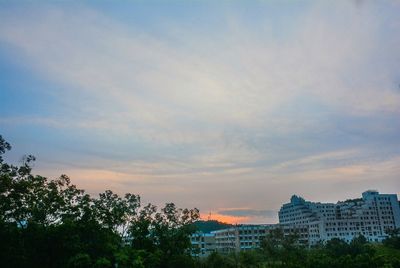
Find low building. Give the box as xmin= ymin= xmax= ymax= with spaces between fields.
xmin=190 ymin=232 xmax=216 ymax=257
xmin=212 ymin=224 xmax=278 ymax=253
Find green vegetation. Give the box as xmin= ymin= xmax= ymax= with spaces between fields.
xmin=0 ymin=135 xmax=199 ymax=268
xmin=1 ymin=135 xmax=400 ymax=267
xmin=192 ymin=220 xmax=233 ymax=233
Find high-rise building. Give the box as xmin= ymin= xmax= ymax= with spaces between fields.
xmin=190 ymin=190 xmax=400 ymax=253
xmin=279 ymin=190 xmax=400 ymax=245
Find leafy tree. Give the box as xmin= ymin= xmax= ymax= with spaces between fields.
xmin=0 ymin=135 xmax=200 ymax=267
xmin=238 ymin=250 xmax=263 ymax=268
xmin=67 ymin=253 xmax=92 ymax=268
xmin=384 ymin=228 xmax=400 ymax=249
xmin=261 ymin=227 xmax=306 ymax=267
xmin=126 ymin=202 xmax=200 ymax=267
xmin=325 ymin=238 xmax=350 ymax=258
xmin=192 ymin=220 xmax=233 ymax=233
xmin=204 ymin=252 xmax=236 ymax=268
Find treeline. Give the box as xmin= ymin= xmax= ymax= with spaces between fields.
xmin=0 ymin=136 xmax=200 ymax=268
xmin=1 ymin=135 xmax=400 ymax=268
xmin=193 ymin=220 xmax=233 ymax=233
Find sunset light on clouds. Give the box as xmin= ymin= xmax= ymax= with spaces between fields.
xmin=0 ymin=0 xmax=399 ymax=224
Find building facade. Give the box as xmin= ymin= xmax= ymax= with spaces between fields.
xmin=279 ymin=190 xmax=400 ymax=245
xmin=211 ymin=224 xmax=277 ymax=253
xmin=190 ymin=190 xmax=400 ymax=253
xmin=190 ymin=232 xmax=216 ymax=257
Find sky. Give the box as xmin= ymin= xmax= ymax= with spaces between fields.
xmin=0 ymin=0 xmax=399 ymax=224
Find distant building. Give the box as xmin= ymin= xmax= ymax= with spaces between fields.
xmin=212 ymin=224 xmax=277 ymax=253
xmin=190 ymin=190 xmax=400 ymax=253
xmin=279 ymin=190 xmax=400 ymax=245
xmin=190 ymin=232 xmax=216 ymax=257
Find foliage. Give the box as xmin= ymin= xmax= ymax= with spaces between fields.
xmin=260 ymin=227 xmax=307 ymax=267
xmin=202 ymin=252 xmax=237 ymax=268
xmin=384 ymin=228 xmax=400 ymax=250
xmin=192 ymin=220 xmax=233 ymax=233
xmin=0 ymin=135 xmax=199 ymax=268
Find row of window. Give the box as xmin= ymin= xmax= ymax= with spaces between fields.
xmin=326 ymin=231 xmax=379 ymax=237
xmin=239 ymin=236 xmax=264 ymax=241
xmin=239 ymin=229 xmax=266 ymax=235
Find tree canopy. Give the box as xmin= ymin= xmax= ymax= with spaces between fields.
xmin=0 ymin=135 xmax=199 ymax=268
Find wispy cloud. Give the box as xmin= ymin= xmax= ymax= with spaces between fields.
xmin=201 ymin=209 xmax=279 ymax=224
xmin=0 ymin=1 xmax=399 ymax=223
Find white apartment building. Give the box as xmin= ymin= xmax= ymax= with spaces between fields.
xmin=279 ymin=190 xmax=400 ymax=245
xmin=190 ymin=232 xmax=216 ymax=257
xmin=211 ymin=224 xmax=277 ymax=253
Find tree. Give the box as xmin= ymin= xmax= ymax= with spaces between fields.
xmin=126 ymin=202 xmax=200 ymax=268
xmin=261 ymin=227 xmax=306 ymax=267
xmin=383 ymin=228 xmax=400 ymax=249
xmin=204 ymin=252 xmax=236 ymax=268
xmin=0 ymin=135 xmax=200 ymax=267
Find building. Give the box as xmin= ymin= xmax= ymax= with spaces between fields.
xmin=190 ymin=190 xmax=400 ymax=253
xmin=190 ymin=232 xmax=216 ymax=257
xmin=212 ymin=224 xmax=277 ymax=253
xmin=279 ymin=190 xmax=400 ymax=245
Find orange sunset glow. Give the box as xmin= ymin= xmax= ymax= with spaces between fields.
xmin=200 ymin=212 xmax=250 ymax=225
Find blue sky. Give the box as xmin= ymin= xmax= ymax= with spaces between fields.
xmin=1 ymin=0 xmax=399 ymax=223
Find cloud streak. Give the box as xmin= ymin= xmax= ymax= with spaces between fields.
xmin=0 ymin=1 xmax=399 ymax=223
